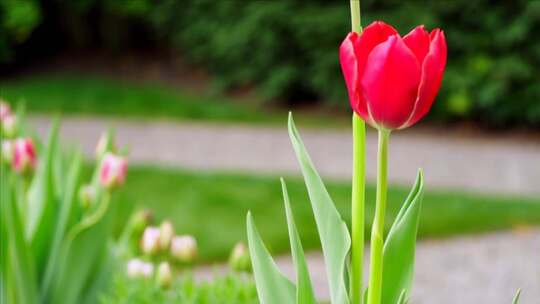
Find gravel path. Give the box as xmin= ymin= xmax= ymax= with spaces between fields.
xmin=195 ymin=229 xmax=540 ymax=304
xmin=30 ymin=115 xmax=540 ymax=196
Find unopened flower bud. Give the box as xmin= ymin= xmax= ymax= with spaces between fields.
xmin=13 ymin=138 xmax=36 ymax=174
xmin=171 ymin=235 xmax=197 ymax=263
xmin=0 ymin=100 xmax=11 ymax=122
xmin=229 ymin=242 xmax=251 ymax=272
xmin=131 ymin=209 xmax=153 ymax=236
xmin=79 ymin=184 xmax=96 ymax=209
xmin=126 ymin=258 xmax=154 ymax=279
xmin=1 ymin=115 xmax=17 ymax=138
xmin=156 ymin=262 xmax=173 ymax=288
xmin=99 ymin=153 xmax=127 ymax=189
xmin=1 ymin=140 xmax=13 ymax=164
xmin=141 ymin=226 xmax=160 ymax=255
xmin=159 ymin=220 xmax=175 ymax=250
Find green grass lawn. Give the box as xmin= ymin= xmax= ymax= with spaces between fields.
xmin=109 ymin=165 xmax=540 ymax=263
xmin=0 ymin=73 xmax=347 ymax=127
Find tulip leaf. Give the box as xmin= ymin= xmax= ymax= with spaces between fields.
xmin=1 ymin=173 xmax=38 ymax=304
xmin=27 ymin=119 xmax=60 ymax=280
xmin=381 ymin=170 xmax=424 ymax=304
xmin=40 ymin=151 xmax=83 ymax=298
xmin=288 ymin=113 xmax=351 ymax=304
xmin=281 ymin=178 xmax=317 ymax=304
xmin=246 ymin=212 xmax=296 ymax=304
xmin=512 ymin=289 xmax=521 ymax=304
xmin=51 ymin=194 xmax=113 ymax=304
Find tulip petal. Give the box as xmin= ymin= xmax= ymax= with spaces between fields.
xmin=402 ymin=29 xmax=447 ymax=128
xmin=340 ymin=33 xmax=369 ymax=118
xmin=340 ymin=22 xmax=398 ymax=121
xmin=403 ymin=25 xmax=430 ymax=64
xmin=361 ymin=35 xmax=421 ymax=129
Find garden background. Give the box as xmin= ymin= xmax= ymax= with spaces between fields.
xmin=1 ymin=0 xmax=539 ymax=303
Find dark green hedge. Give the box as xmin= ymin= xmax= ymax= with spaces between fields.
xmin=2 ymin=0 xmax=539 ymax=127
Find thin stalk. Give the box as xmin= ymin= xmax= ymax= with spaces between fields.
xmin=367 ymin=129 xmax=390 ymax=304
xmin=349 ymin=1 xmax=364 ymax=303
xmin=350 ymin=113 xmax=366 ymax=304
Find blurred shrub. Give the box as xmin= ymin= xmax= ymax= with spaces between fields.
xmin=1 ymin=0 xmax=539 ymax=127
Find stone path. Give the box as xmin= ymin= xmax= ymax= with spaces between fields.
xmin=30 ymin=115 xmax=540 ymax=196
xmin=195 ymin=229 xmax=540 ymax=304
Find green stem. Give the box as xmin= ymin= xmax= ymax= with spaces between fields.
xmin=367 ymin=129 xmax=390 ymax=304
xmin=350 ymin=0 xmax=362 ymax=33
xmin=349 ymin=1 xmax=364 ymax=303
xmin=351 ymin=113 xmax=366 ymax=304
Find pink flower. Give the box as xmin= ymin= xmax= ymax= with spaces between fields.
xmin=340 ymin=21 xmax=447 ymax=130
xmin=99 ymin=153 xmax=127 ymax=188
xmin=13 ymin=138 xmax=36 ymax=173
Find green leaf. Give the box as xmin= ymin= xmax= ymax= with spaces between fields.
xmin=281 ymin=178 xmax=317 ymax=304
xmin=381 ymin=170 xmax=424 ymax=304
xmin=288 ymin=113 xmax=351 ymax=304
xmin=512 ymin=289 xmax=521 ymax=304
xmin=1 ymin=173 xmax=38 ymax=304
xmin=40 ymin=151 xmax=83 ymax=299
xmin=27 ymin=119 xmax=60 ymax=280
xmin=51 ymin=194 xmax=113 ymax=304
xmin=246 ymin=212 xmax=295 ymax=304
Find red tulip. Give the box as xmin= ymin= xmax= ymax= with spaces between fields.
xmin=340 ymin=21 xmax=447 ymax=130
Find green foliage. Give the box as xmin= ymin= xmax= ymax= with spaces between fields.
xmin=101 ymin=273 xmax=258 ymax=304
xmin=0 ymin=113 xmax=118 ymax=303
xmin=2 ymin=0 xmax=539 ymax=127
xmin=381 ymin=171 xmax=424 ymax=304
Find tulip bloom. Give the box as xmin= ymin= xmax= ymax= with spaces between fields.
xmin=13 ymin=138 xmax=36 ymax=173
xmin=340 ymin=21 xmax=447 ymax=130
xmin=99 ymin=153 xmax=127 ymax=188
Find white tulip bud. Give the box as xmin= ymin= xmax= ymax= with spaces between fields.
xmin=126 ymin=259 xmax=154 ymax=279
xmin=141 ymin=226 xmax=160 ymax=255
xmin=1 ymin=140 xmax=13 ymax=164
xmin=157 ymin=262 xmax=173 ymax=288
xmin=229 ymin=242 xmax=251 ymax=272
xmin=159 ymin=220 xmax=175 ymax=250
xmin=170 ymin=235 xmax=197 ymax=263
xmin=1 ymin=115 xmax=17 ymax=138
xmin=79 ymin=184 xmax=96 ymax=210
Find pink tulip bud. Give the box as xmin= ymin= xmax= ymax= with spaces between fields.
xmin=99 ymin=153 xmax=127 ymax=189
xmin=0 ymin=101 xmax=11 ymax=122
xmin=171 ymin=235 xmax=197 ymax=263
xmin=13 ymin=138 xmax=36 ymax=173
xmin=141 ymin=226 xmax=161 ymax=255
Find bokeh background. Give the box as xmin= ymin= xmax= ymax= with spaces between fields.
xmin=1 ymin=0 xmax=539 ymax=303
